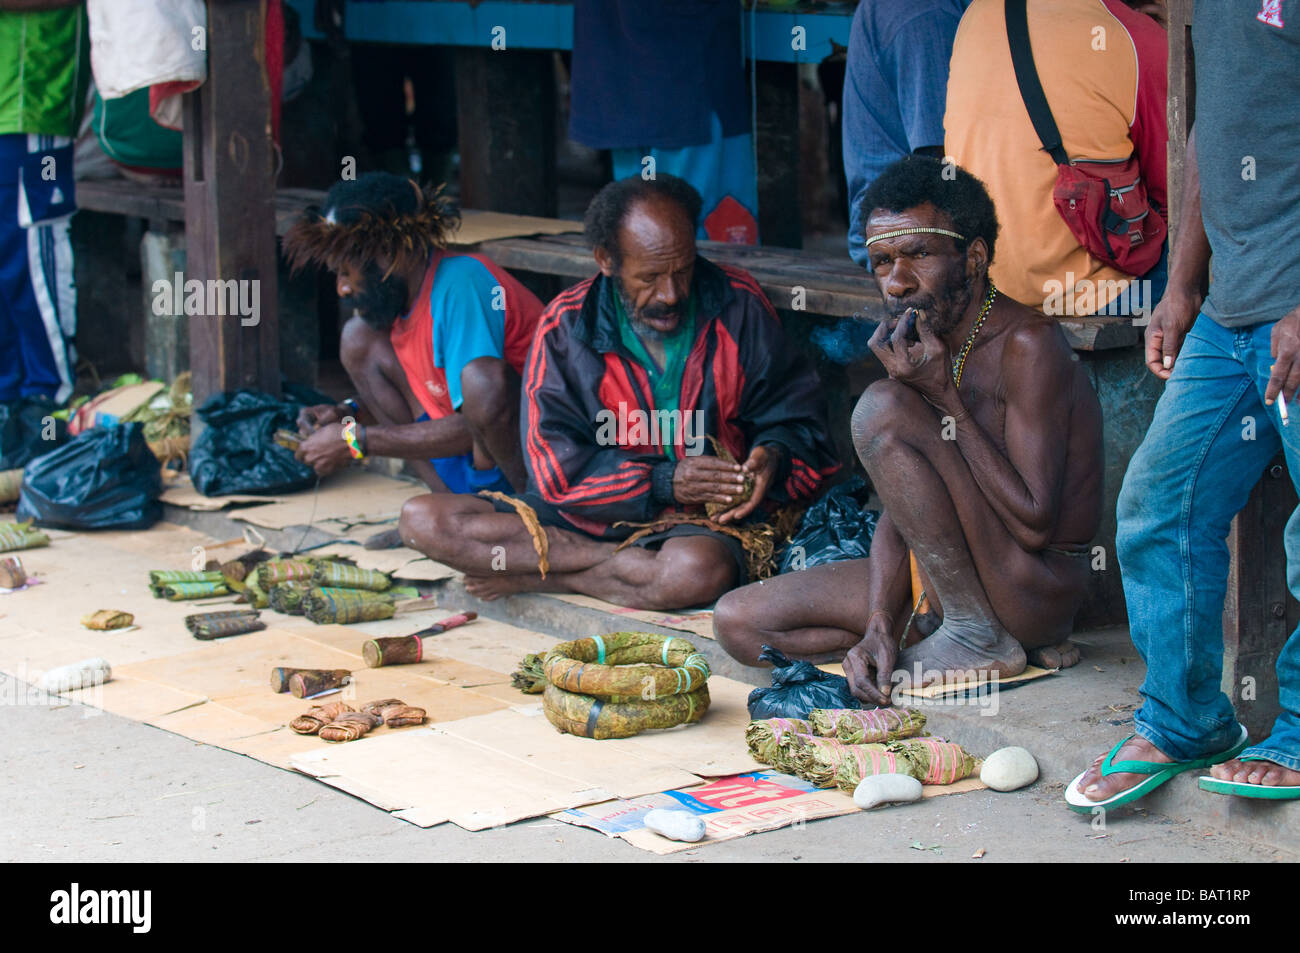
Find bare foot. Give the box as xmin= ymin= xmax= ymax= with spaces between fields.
xmin=893 ymin=621 xmax=1027 ymax=689
xmin=462 ymin=573 xmax=547 ymax=600
xmin=1209 ymin=757 xmax=1300 ymax=787
xmin=363 ymin=527 xmax=403 ymax=550
xmin=1027 ymin=639 xmax=1081 ymax=670
xmin=1076 ymin=736 xmax=1174 ymax=802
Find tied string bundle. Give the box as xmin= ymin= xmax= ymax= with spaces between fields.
xmin=267 ymin=581 xmax=311 ymax=615
xmin=745 ymin=717 xmax=814 ymax=766
xmin=0 ymin=521 xmax=49 ymax=554
xmin=300 ymin=585 xmax=420 ymax=624
xmin=887 ymin=738 xmax=981 ymax=786
xmin=539 ymin=632 xmax=711 ymax=739
xmin=149 ymin=570 xmax=229 ymax=601
xmin=311 ymin=562 xmax=391 ymax=591
xmin=797 ymin=739 xmax=915 ymax=791
xmin=185 ymin=609 xmax=265 ymax=640
xmin=807 ymin=707 xmax=928 ymax=744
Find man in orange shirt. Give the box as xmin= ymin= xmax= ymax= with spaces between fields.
xmin=944 ymin=0 xmax=1168 ymax=316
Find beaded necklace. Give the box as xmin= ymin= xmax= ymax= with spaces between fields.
xmin=950 ymin=280 xmax=998 ymax=388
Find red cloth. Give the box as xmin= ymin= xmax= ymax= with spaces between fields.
xmin=389 ymin=251 xmax=544 ymax=421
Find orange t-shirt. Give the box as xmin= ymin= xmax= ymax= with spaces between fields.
xmin=944 ymin=0 xmax=1167 ymax=314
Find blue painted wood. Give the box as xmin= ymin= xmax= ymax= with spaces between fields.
xmin=289 ymin=0 xmax=851 ymax=62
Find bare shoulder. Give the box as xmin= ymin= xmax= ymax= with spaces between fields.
xmin=997 ymin=300 xmax=1074 ymax=371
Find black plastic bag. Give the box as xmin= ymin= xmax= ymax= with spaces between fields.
xmin=0 ymin=395 xmax=66 ymax=470
xmin=746 ymin=645 xmax=860 ymax=719
xmin=777 ymin=476 xmax=878 ymax=573
xmin=189 ymin=390 xmax=315 ymax=496
xmin=16 ymin=422 xmax=161 ymax=529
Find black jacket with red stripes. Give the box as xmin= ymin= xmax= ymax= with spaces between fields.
xmin=522 ymin=256 xmax=841 ymax=538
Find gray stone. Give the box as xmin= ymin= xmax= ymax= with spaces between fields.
xmin=980 ymin=746 xmax=1039 ymax=791
xmin=642 ymin=808 xmax=706 ymax=843
xmin=853 ymin=773 xmax=923 ymax=809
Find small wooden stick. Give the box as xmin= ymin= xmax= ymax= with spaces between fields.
xmin=362 ymin=636 xmax=424 ymax=668
xmin=271 ymin=667 xmax=352 ymax=694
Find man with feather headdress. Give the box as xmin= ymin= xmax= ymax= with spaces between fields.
xmin=282 ymin=172 xmax=543 ymax=495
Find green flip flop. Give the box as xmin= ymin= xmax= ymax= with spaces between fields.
xmin=1065 ymin=726 xmax=1249 ymax=813
xmin=1198 ymin=756 xmax=1300 ymax=800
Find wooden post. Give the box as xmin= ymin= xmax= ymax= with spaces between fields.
xmin=184 ymin=0 xmax=280 ymax=407
xmin=1222 ymin=460 xmax=1296 ymax=740
xmin=755 ymin=61 xmax=801 ymax=249
xmin=454 ymin=48 xmax=557 ymax=217
xmin=1165 ymin=0 xmax=1196 ymax=237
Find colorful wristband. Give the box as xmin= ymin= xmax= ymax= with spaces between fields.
xmin=342 ymin=420 xmax=365 ymax=460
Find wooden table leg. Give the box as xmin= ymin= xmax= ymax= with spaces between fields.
xmin=1222 ymin=456 xmax=1297 ymax=742
xmin=184 ymin=0 xmax=281 ymax=408
xmin=455 ymin=48 xmax=557 ymax=218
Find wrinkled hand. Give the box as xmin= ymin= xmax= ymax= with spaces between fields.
xmin=1266 ymin=304 xmax=1300 ymax=406
xmin=713 ymin=444 xmax=780 ymax=525
xmin=298 ymin=402 xmax=343 ymax=435
xmin=1144 ymin=288 xmax=1201 ymax=380
xmin=842 ymin=613 xmax=897 ymax=707
xmin=868 ymin=308 xmax=954 ymax=406
xmin=672 ymin=455 xmax=746 ymax=507
xmin=295 ymin=422 xmax=352 ymax=476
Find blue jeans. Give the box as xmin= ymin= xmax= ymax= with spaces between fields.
xmin=1117 ymin=314 xmax=1300 ymax=771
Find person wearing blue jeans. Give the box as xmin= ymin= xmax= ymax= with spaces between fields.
xmin=1068 ymin=2 xmax=1300 ymax=809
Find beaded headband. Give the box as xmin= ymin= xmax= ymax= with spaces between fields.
xmin=864 ymin=226 xmax=966 ymax=248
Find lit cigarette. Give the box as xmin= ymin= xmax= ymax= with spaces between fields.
xmin=1281 ymin=392 xmax=1290 ymax=427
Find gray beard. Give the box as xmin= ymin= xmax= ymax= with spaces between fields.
xmin=614 ymin=276 xmax=673 ymax=341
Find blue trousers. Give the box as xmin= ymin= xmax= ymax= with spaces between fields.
xmin=1117 ymin=314 xmax=1300 ymax=770
xmin=0 ymin=133 xmax=76 ymax=403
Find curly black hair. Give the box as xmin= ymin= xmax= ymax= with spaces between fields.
xmin=583 ymin=173 xmax=703 ymax=268
xmin=858 ymin=155 xmax=999 ymax=263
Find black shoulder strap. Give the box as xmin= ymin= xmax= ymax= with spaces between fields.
xmin=1005 ymin=0 xmax=1069 ymax=166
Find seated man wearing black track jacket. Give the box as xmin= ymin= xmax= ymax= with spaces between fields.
xmin=397 ymin=175 xmax=839 ymax=610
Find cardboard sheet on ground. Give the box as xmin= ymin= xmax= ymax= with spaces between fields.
xmin=232 ymin=470 xmax=425 ymax=530
xmin=159 ymin=475 xmax=283 ymax=511
xmin=0 ymin=522 xmax=247 ymax=674
xmin=55 ymin=625 xmax=517 ymax=768
xmin=548 ymin=593 xmax=716 ymax=639
xmin=291 ymin=677 xmax=767 ymax=829
xmin=301 ymin=543 xmax=457 ymax=582
xmin=554 ymin=771 xmax=987 ymax=854
xmin=452 ymin=209 xmax=582 ymax=246
xmin=301 ymin=541 xmax=423 ymax=575
xmin=816 ymin=662 xmax=1057 ymax=698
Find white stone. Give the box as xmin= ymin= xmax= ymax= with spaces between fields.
xmin=642 ymin=808 xmax=706 ymax=843
xmin=980 ymin=746 xmax=1039 ymax=791
xmin=853 ymin=773 xmax=923 ymax=809
xmin=38 ymin=658 xmax=111 ymax=694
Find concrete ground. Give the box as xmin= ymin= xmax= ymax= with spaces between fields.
xmin=4 ymin=506 xmax=1295 ymax=863
xmin=2 ymin=664 xmax=1291 ymax=863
